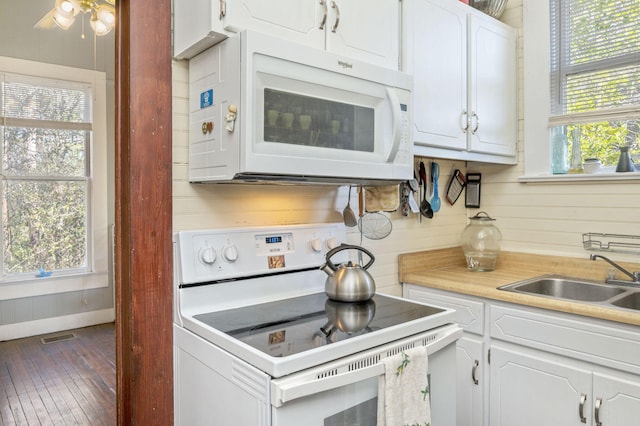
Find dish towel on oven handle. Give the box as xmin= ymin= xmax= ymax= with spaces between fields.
xmin=377 ymin=345 xmax=431 ymax=426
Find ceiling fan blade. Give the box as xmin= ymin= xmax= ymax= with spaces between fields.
xmin=34 ymin=9 xmax=58 ymax=29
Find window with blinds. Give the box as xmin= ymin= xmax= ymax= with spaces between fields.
xmin=0 ymin=72 xmax=91 ymax=277
xmin=549 ymin=0 xmax=640 ymax=168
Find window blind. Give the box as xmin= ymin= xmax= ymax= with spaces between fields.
xmin=549 ymin=0 xmax=640 ymax=126
xmin=1 ymin=72 xmax=92 ymax=130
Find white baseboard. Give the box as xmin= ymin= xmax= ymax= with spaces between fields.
xmin=0 ymin=308 xmax=115 ymax=341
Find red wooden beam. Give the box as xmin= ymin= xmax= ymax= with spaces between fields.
xmin=114 ymin=0 xmax=173 ymax=423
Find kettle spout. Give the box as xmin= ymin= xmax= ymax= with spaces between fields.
xmin=320 ymin=262 xmax=335 ymax=276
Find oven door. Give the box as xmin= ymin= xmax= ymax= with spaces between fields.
xmin=271 ymin=324 xmax=461 ymax=426
xmin=273 ymin=377 xmax=379 ymax=426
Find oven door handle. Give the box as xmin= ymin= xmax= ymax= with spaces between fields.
xmin=271 ymin=325 xmax=462 ymax=407
xmin=274 ymin=363 xmax=384 ymax=408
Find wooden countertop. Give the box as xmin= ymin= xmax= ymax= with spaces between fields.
xmin=399 ymin=248 xmax=640 ymax=326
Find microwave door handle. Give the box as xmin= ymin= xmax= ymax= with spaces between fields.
xmin=385 ymin=87 xmax=402 ymax=162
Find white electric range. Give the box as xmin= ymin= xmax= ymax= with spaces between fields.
xmin=173 ymin=223 xmax=461 ymax=425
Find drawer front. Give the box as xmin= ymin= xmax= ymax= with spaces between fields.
xmin=491 ymin=304 xmax=640 ymax=375
xmin=404 ymin=285 xmax=484 ymax=335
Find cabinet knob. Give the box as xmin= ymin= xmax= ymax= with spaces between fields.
xmin=471 ymin=359 xmax=479 ymax=385
xmin=460 ymin=110 xmax=470 ymax=132
xmin=319 ymin=0 xmax=328 ymax=30
xmin=471 ymin=111 xmax=479 ymax=134
xmin=595 ymin=398 xmax=602 ymax=426
xmin=579 ymin=393 xmax=587 ymax=424
xmin=331 ymin=1 xmax=340 ymax=33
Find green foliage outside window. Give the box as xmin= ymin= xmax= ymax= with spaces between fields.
xmin=1 ymin=76 xmax=90 ymax=276
xmin=551 ymin=0 xmax=640 ymax=168
xmin=567 ymin=122 xmax=639 ymax=166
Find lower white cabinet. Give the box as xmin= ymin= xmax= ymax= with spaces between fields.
xmin=491 ymin=344 xmax=640 ymax=426
xmin=404 ymin=285 xmax=486 ymax=425
xmin=593 ymin=372 xmax=640 ymax=426
xmin=490 ymin=344 xmax=592 ymax=426
xmin=403 ymin=283 xmax=640 ymax=426
xmin=457 ymin=335 xmax=485 ymax=426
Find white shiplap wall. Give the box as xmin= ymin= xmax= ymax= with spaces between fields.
xmin=171 ymin=0 xmax=640 ymax=299
xmin=172 ymin=60 xmax=467 ymax=297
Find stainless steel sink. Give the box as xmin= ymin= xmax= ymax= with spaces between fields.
xmin=499 ymin=275 xmax=627 ymax=302
xmin=610 ymin=292 xmax=640 ymax=311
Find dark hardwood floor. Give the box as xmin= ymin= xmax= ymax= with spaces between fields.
xmin=0 ymin=323 xmax=116 ymax=425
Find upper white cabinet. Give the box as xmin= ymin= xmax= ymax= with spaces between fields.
xmin=174 ymin=0 xmax=400 ymax=70
xmin=324 ymin=0 xmax=400 ymax=69
xmin=403 ymin=0 xmax=518 ymax=164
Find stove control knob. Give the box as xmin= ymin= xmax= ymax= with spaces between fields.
xmin=310 ymin=238 xmax=323 ymax=252
xmin=222 ymin=244 xmax=239 ymax=262
xmin=199 ymin=246 xmax=217 ymax=265
xmin=326 ymin=237 xmax=339 ymax=250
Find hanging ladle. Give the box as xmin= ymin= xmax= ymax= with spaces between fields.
xmin=343 ymin=185 xmax=358 ymax=227
xmin=419 ymin=161 xmax=433 ymax=219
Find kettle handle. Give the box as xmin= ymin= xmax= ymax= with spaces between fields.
xmin=325 ymin=244 xmax=375 ymax=271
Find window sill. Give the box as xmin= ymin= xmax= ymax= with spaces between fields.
xmin=0 ymin=271 xmax=109 ymax=300
xmin=518 ymin=169 xmax=640 ymax=183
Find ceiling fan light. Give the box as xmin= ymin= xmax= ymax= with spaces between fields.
xmin=95 ymin=4 xmax=116 ymax=27
xmin=39 ymin=0 xmax=115 ymax=36
xmin=90 ymin=11 xmax=113 ymax=36
xmin=52 ymin=8 xmax=76 ymax=30
xmin=54 ymin=0 xmax=75 ymax=18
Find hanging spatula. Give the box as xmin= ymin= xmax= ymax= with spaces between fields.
xmin=431 ymin=161 xmax=441 ymax=212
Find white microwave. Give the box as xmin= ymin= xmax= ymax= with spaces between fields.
xmin=188 ymin=31 xmax=413 ymax=185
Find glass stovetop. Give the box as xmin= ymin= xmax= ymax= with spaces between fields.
xmin=194 ymin=293 xmax=444 ymax=358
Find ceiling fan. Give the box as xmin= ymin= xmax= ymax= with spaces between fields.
xmin=34 ymin=0 xmax=116 ymax=37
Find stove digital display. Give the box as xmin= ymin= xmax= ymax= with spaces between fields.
xmin=265 ymin=236 xmax=282 ymax=244
xmin=255 ymin=232 xmax=293 ymax=256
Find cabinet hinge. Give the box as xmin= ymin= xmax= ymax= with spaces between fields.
xmin=488 ymin=349 xmax=491 ymax=364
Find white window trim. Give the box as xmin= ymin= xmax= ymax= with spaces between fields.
xmin=520 ymin=0 xmax=640 ymax=182
xmin=0 ymin=56 xmax=109 ymax=299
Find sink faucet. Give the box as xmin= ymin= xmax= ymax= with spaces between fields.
xmin=590 ymin=254 xmax=640 ymax=286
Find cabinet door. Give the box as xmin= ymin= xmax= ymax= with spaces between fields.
xmin=467 ymin=13 xmax=517 ymax=157
xmin=593 ymin=372 xmax=640 ymax=426
xmin=457 ymin=336 xmax=484 ymax=426
xmin=405 ymin=0 xmax=467 ymax=151
xmin=224 ymin=0 xmax=325 ymax=48
xmin=326 ymin=0 xmax=400 ymax=69
xmin=490 ymin=345 xmax=592 ymax=426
